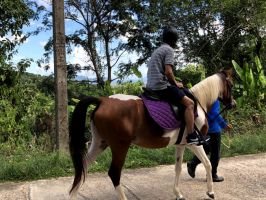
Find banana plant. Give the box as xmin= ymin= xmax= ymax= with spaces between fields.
xmin=232 ymin=56 xmax=266 ymax=108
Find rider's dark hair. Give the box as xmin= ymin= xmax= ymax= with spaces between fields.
xmin=162 ymin=26 xmax=178 ymax=48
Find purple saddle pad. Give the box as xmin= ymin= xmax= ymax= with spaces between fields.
xmin=141 ymin=96 xmax=181 ymax=130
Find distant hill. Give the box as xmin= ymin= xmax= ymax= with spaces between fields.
xmin=23 ymin=72 xmax=147 ymax=84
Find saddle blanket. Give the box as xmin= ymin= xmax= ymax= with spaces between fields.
xmin=141 ymin=96 xmax=181 ymax=130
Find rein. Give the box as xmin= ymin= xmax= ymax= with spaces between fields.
xmin=193 ymin=95 xmax=231 ymax=122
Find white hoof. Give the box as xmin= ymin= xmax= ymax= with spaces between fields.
xmin=207 ymin=191 xmax=215 ymax=199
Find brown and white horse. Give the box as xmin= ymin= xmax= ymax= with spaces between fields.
xmin=69 ymin=69 xmax=234 ymax=200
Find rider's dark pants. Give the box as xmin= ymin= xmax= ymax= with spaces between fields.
xmin=153 ymin=86 xmax=195 ymax=113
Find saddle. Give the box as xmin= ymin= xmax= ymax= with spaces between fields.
xmin=142 ymin=87 xmax=182 ymax=120
xmin=141 ymin=87 xmax=198 ymax=130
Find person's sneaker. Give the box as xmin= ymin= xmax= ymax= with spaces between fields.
xmin=186 ymin=131 xmax=200 ymax=144
xmin=187 ymin=162 xmax=196 ymax=178
xmin=212 ymin=175 xmax=224 ymax=182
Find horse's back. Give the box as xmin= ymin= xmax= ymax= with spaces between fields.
xmin=109 ymin=94 xmax=141 ymax=100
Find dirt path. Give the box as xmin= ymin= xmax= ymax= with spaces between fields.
xmin=0 ymin=153 xmax=265 ymax=200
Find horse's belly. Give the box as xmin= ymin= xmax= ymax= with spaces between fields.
xmin=162 ymin=129 xmax=180 ymax=146
xmin=132 ymin=128 xmax=185 ymax=148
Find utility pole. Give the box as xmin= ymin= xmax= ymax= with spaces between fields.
xmin=52 ymin=0 xmax=68 ymax=151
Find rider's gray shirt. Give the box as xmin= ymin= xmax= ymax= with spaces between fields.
xmin=146 ymin=43 xmax=175 ymax=90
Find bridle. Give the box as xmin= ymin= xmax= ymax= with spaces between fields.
xmin=218 ymin=71 xmax=234 ymax=107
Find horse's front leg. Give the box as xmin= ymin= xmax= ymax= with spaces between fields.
xmin=187 ymin=145 xmax=215 ymax=199
xmin=173 ymin=145 xmax=186 ymax=200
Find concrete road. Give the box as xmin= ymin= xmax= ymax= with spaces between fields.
xmin=0 ymin=153 xmax=265 ymax=200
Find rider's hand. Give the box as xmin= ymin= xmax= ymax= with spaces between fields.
xmin=176 ymin=82 xmax=184 ymax=88
xmin=225 ymin=124 xmax=232 ymax=131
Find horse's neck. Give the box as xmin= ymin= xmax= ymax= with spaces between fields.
xmin=190 ymin=74 xmax=221 ymax=111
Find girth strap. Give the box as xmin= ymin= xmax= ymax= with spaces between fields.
xmin=175 ymin=121 xmax=186 ymax=144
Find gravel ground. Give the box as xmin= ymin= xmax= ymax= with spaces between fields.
xmin=0 ymin=153 xmax=265 ymax=200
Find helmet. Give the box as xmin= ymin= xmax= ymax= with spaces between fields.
xmin=162 ymin=26 xmax=178 ymax=48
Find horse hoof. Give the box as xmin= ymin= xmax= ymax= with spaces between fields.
xmin=176 ymin=197 xmax=186 ymax=200
xmin=206 ymin=191 xmax=215 ymax=199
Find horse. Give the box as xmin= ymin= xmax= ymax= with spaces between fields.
xmin=69 ymin=69 xmax=234 ymax=200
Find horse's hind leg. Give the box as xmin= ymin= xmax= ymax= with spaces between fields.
xmin=173 ymin=145 xmax=186 ymax=200
xmin=108 ymin=143 xmax=130 ymax=200
xmin=84 ymin=121 xmax=108 ymax=172
xmin=187 ymin=145 xmax=214 ymax=199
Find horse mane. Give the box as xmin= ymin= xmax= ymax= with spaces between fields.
xmin=190 ymin=74 xmax=222 ymax=109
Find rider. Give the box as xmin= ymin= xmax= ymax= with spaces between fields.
xmin=146 ymin=26 xmax=201 ymax=145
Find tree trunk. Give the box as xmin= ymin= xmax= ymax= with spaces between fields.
xmin=53 ymin=0 xmax=69 ymax=152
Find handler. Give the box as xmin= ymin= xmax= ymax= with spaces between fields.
xmin=187 ymin=100 xmax=233 ymax=181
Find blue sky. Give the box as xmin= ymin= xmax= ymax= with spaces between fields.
xmin=13 ymin=0 xmax=147 ymax=82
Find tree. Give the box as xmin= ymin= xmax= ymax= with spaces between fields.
xmin=53 ymin=0 xmax=69 ymax=151
xmin=173 ymin=0 xmax=266 ymax=75
xmin=0 ymin=0 xmax=43 ymax=62
xmin=0 ymin=0 xmax=52 ymax=146
xmin=39 ymin=0 xmax=179 ymax=85
xmin=39 ymin=0 xmax=266 ymax=81
xmin=0 ymin=0 xmax=44 ymax=87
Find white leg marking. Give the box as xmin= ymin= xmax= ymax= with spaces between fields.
xmin=115 ymin=185 xmax=128 ymax=200
xmin=187 ymin=145 xmax=214 ymax=194
xmin=84 ymin=121 xmax=106 ymax=175
xmin=163 ymin=129 xmax=180 ymax=146
xmin=173 ymin=145 xmax=185 ymax=199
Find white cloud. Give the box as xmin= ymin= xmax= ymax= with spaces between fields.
xmin=69 ymin=46 xmax=97 ymax=78
xmin=29 ymin=20 xmax=36 ymax=26
xmin=68 ymin=44 xmax=147 ymax=81
xmin=40 ymin=41 xmax=47 ymax=47
xmin=36 ymin=0 xmax=51 ymax=8
xmin=70 ymin=46 xmax=89 ymax=66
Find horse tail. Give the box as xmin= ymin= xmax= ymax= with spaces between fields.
xmin=69 ymin=96 xmax=100 ymax=196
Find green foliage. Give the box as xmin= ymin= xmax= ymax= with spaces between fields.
xmin=0 ymin=0 xmax=41 ymax=61
xmin=0 ymin=150 xmax=73 ymax=181
xmin=175 ymin=64 xmax=206 ymax=87
xmin=172 ymin=0 xmax=266 ymax=75
xmin=111 ymin=81 xmax=143 ymax=96
xmin=0 ymin=69 xmax=54 ymax=148
xmin=232 ymin=56 xmax=266 ymax=108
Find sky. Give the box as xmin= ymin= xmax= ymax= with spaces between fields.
xmin=13 ymin=0 xmax=147 ymax=82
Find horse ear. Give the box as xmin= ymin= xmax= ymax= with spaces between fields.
xmin=223 ymin=68 xmax=233 ymax=77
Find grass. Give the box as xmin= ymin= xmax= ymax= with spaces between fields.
xmin=221 ymin=128 xmax=266 ymax=157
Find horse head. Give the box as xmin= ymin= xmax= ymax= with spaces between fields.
xmin=218 ymin=68 xmax=235 ymax=109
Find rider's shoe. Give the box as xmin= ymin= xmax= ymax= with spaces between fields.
xmin=186 ymin=131 xmax=200 ymax=145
